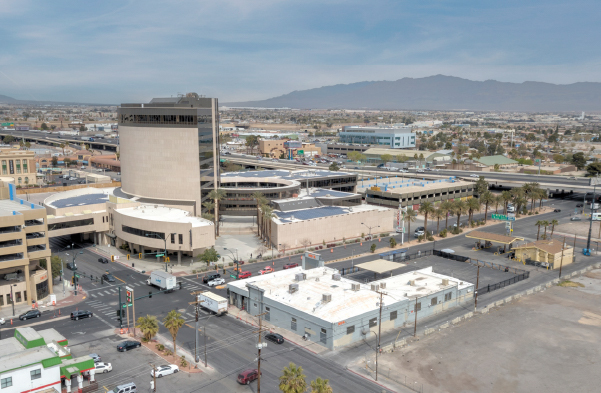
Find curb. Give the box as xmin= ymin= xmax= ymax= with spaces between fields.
xmin=346 ymin=367 xmax=399 ymax=393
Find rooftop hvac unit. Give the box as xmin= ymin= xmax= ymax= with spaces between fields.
xmin=289 ymin=283 xmax=299 ymax=294
xmin=332 ymin=273 xmax=341 ymax=281
xmin=371 ymin=284 xmax=380 ymax=292
xmin=380 ymin=282 xmax=386 ymax=289
xmin=295 ymin=273 xmax=305 ymax=282
xmin=442 ymin=279 xmax=449 ymax=286
xmin=409 ymin=280 xmax=416 ymax=286
xmin=351 ymin=283 xmax=360 ymax=291
xmin=322 ymin=293 xmax=332 ymax=303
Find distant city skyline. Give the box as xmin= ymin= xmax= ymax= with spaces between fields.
xmin=0 ymin=0 xmax=599 ymax=104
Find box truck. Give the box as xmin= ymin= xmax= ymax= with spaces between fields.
xmin=197 ymin=291 xmax=228 ymax=315
xmin=146 ymin=271 xmax=177 ymax=292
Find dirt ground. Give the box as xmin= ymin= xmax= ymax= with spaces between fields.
xmin=555 ymin=220 xmax=601 ymax=241
xmin=375 ymin=269 xmax=601 ymax=393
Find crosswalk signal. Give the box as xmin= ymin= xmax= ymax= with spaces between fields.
xmin=127 ymin=254 xmax=130 ymax=260
xmin=71 ymin=276 xmax=75 ymax=285
xmin=111 ymin=255 xmax=115 ymax=262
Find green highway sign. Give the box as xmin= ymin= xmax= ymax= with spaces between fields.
xmin=121 ymin=303 xmax=133 ymax=308
xmin=492 ymin=214 xmax=515 ymax=221
xmin=230 ymin=275 xmax=237 ymax=278
xmin=74 ymin=273 xmax=80 ymax=278
xmin=155 ymin=254 xmax=164 ymax=257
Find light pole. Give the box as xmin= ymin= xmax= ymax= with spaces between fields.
xmin=10 ymin=284 xmax=17 ymax=316
xmin=64 ymin=250 xmax=83 ymax=295
xmin=56 ymin=244 xmax=73 ymax=297
xmin=223 ymin=247 xmax=239 ymax=278
xmin=203 ymin=315 xmax=216 ymax=367
xmin=361 ymin=223 xmax=380 ymax=239
xmin=146 ymin=232 xmax=176 ymax=272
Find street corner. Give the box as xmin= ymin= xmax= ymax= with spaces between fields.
xmin=140 ymin=339 xmax=203 ymax=374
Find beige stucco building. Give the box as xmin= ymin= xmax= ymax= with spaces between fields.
xmin=0 ymin=149 xmax=36 ymax=187
xmin=258 ymin=140 xmax=321 ymax=158
xmin=513 ymin=239 xmax=574 ymax=269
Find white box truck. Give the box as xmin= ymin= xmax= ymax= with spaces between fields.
xmin=147 ymin=271 xmax=177 ymax=292
xmin=197 ymin=291 xmax=228 ymax=315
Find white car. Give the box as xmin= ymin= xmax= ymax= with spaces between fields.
xmin=0 ymin=318 xmax=4 ymax=325
xmin=469 ymin=174 xmax=479 ymax=178
xmin=84 ymin=362 xmax=112 ymax=375
xmin=151 ymin=364 xmax=179 ymax=378
xmin=207 ymin=278 xmax=225 ymax=287
xmin=416 ymin=169 xmax=424 ymax=173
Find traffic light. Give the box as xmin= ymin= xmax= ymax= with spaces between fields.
xmin=127 ymin=254 xmax=130 ymax=260
xmin=139 ymin=253 xmax=142 ymax=259
xmin=71 ymin=276 xmax=75 ymax=285
xmin=149 ymin=291 xmax=152 ymax=299
xmin=111 ymin=255 xmax=115 ymax=262
xmin=126 ymin=290 xmax=132 ymax=304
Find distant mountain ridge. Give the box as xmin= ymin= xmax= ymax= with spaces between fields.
xmin=224 ymin=75 xmax=601 ymax=112
xmin=0 ymin=94 xmax=112 ymax=106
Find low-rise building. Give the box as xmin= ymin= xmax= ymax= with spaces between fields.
xmin=227 ymin=261 xmax=473 ymax=350
xmin=474 ymin=155 xmax=518 ymax=170
xmin=0 ymin=149 xmax=36 ymax=186
xmin=513 ymin=239 xmax=574 ymax=269
xmin=340 ymin=126 xmax=416 ymax=148
xmin=258 ymin=140 xmax=321 ymax=158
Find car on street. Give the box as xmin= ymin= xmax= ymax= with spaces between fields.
xmin=416 ymin=169 xmax=424 ymax=173
xmin=102 ymin=273 xmax=116 ymax=282
xmin=66 ymin=262 xmax=77 ymax=270
xmin=568 ymin=176 xmax=576 ymax=180
xmin=554 ymin=209 xmax=562 ymax=212
xmin=576 ymin=203 xmax=584 ymax=208
xmin=85 ymin=362 xmax=112 ymax=375
xmin=571 ymin=216 xmax=582 ymax=221
xmin=71 ymin=310 xmax=93 ymax=320
xmin=203 ymin=272 xmax=221 ymax=284
xmin=117 ymin=340 xmax=141 ymax=352
xmin=19 ymin=310 xmax=42 ymax=320
xmin=259 ymin=266 xmax=274 ymax=275
xmin=0 ymin=317 xmax=5 ymax=325
xmin=150 ymin=364 xmax=179 ymax=378
xmin=283 ymin=262 xmax=299 ymax=269
xmin=98 ymin=257 xmax=109 ymax=264
xmin=414 ymin=229 xmax=425 ymax=237
xmin=237 ymin=369 xmax=261 ymax=385
xmin=238 ymin=271 xmax=251 ymax=279
xmin=265 ymin=333 xmax=284 ymax=344
xmin=425 ymin=168 xmax=432 ymax=171
xmin=469 ymin=174 xmax=479 ymax=178
xmin=207 ymin=278 xmax=225 ymax=287
xmin=89 ymin=353 xmax=102 ymax=363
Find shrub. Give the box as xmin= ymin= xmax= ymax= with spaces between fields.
xmin=164 ymin=349 xmax=173 ymax=356
xmin=192 ymin=270 xmax=197 ymax=274
xmin=156 ymin=344 xmax=165 ymax=351
xmin=380 ymin=233 xmax=389 ymax=237
xmin=389 ymin=238 xmax=397 ymax=248
xmin=418 ymin=234 xmax=424 ymax=242
xmin=535 ymin=211 xmax=539 ymax=214
xmin=451 ymin=227 xmax=463 ymax=235
xmin=439 ymin=229 xmax=448 ymax=238
xmin=355 ymin=239 xmax=360 ymax=243
xmin=323 ymin=240 xmax=326 ymax=245
xmin=180 ymin=355 xmax=188 ymax=367
xmin=426 ymin=233 xmax=434 ymax=241
xmin=142 ymin=337 xmax=150 ymax=343
xmin=370 ymin=244 xmax=377 ymax=253
xmin=361 ymin=232 xmax=365 ymax=238
xmin=228 ymin=262 xmax=233 ymax=266
xmin=263 ymin=256 xmax=272 ymax=261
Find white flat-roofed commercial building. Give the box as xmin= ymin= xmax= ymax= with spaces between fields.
xmin=227 ymin=264 xmax=474 ymax=350
xmin=340 ymin=126 xmax=416 ymax=148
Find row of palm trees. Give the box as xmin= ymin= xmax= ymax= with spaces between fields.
xmin=137 ymin=310 xmax=185 ymax=357
xmin=536 ymin=219 xmax=559 ymax=240
xmin=202 ymin=188 xmax=227 ymax=237
xmin=252 ymin=191 xmax=275 ymax=247
xmin=405 ymin=182 xmax=548 ymax=236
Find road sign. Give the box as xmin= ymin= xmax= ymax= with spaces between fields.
xmin=535 ymin=159 xmax=541 ymax=163
xmin=230 ymin=274 xmax=237 ymax=278
xmin=492 ymin=214 xmax=516 ymax=221
xmin=74 ymin=273 xmax=80 ymax=278
xmin=156 ymin=254 xmax=164 ymax=258
xmin=505 ymin=222 xmax=511 ymax=229
xmin=114 ymin=255 xmax=119 ymax=260
xmin=121 ymin=303 xmax=132 ymax=308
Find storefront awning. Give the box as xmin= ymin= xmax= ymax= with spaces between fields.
xmin=465 ymin=230 xmax=523 ymax=244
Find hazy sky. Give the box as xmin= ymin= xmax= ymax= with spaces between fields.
xmin=1 ymin=0 xmax=599 ymax=104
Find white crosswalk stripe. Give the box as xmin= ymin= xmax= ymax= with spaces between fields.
xmin=91 ymin=294 xmax=97 ymax=298
xmin=98 ymin=292 xmax=104 ymax=296
xmin=104 ymin=291 xmax=112 ymax=295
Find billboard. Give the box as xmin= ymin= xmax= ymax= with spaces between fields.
xmin=284 ymin=141 xmax=302 ymax=149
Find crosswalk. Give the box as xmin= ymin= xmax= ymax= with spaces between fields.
xmin=87 ymin=278 xmax=210 ymax=298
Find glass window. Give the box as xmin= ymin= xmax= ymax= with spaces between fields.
xmin=346 ymin=325 xmax=355 ymax=335
xmin=445 ymin=292 xmax=452 ymax=302
xmin=1 ymin=377 xmax=12 ymax=388
xmin=291 ymin=317 xmax=297 ymax=331
xmin=178 ymin=234 xmax=183 ymax=244
xmin=17 ymin=177 xmax=21 ymax=185
xmin=390 ymin=311 xmax=397 ymax=321
xmin=320 ymin=328 xmax=327 ymax=344
xmin=415 ymin=302 xmax=421 ymax=312
xmin=22 ymin=160 xmax=28 ymax=173
xmin=15 ymin=292 xmax=21 ymax=303
xmin=171 ymin=233 xmax=175 ymax=244
xmin=369 ymin=317 xmax=377 ymax=328
xmin=265 ymin=307 xmax=270 ymax=321
xmin=0 ymin=294 xmax=3 ymax=306
xmin=30 ymin=369 xmax=41 ymax=380
xmin=1 ymin=160 xmax=6 ymax=175
xmin=431 ymin=297 xmax=438 ymax=306
xmin=15 ymin=160 xmax=20 ymax=174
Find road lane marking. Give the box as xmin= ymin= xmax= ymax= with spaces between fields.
xmin=113 ymin=275 xmax=126 ymax=283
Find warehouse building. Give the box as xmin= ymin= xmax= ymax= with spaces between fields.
xmin=227 ymin=257 xmax=474 ymax=350
xmin=340 ymin=126 xmax=416 ymax=148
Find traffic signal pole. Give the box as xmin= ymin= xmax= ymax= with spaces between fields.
xmin=118 ymin=286 xmax=122 ymax=328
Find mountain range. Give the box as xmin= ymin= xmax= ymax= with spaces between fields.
xmin=224 ymin=75 xmax=601 ymax=112
xmin=0 ymin=94 xmax=110 ymax=106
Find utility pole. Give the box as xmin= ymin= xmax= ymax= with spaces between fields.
xmin=255 ymin=312 xmax=268 ymax=393
xmin=189 ymin=293 xmax=205 ymax=365
xmin=151 ymin=364 xmax=157 ymax=392
xmin=559 ymin=236 xmax=566 ymax=278
xmin=413 ymin=297 xmax=418 ymax=337
xmin=118 ymin=286 xmax=122 ymax=328
xmin=132 ymin=288 xmax=136 ymax=337
xmin=585 ymin=180 xmax=598 ymax=255
xmin=474 ymin=263 xmax=480 ymax=311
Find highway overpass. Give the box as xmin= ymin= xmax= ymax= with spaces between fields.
xmin=0 ymin=130 xmax=118 ymax=152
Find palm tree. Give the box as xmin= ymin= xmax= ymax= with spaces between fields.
xmin=541 ymin=220 xmax=549 ymax=238
xmin=262 ymin=206 xmax=275 ymax=247
xmin=279 ymin=362 xmax=307 ymax=393
xmin=550 ymin=219 xmax=559 ymax=237
xmin=480 ymin=191 xmax=495 ymax=223
xmin=404 ymin=208 xmax=418 ymax=235
xmin=163 ymin=310 xmax=185 ymax=358
xmin=466 ymin=197 xmax=481 ymax=226
xmin=310 ymin=377 xmax=333 ymax=393
xmin=452 ymin=200 xmax=468 ymax=229
xmin=535 ymin=220 xmax=544 ymax=240
xmin=521 ymin=182 xmax=535 ymax=211
xmin=433 ymin=208 xmax=445 ymax=233
xmin=137 ymin=315 xmax=159 ymax=341
xmin=208 ymin=188 xmax=227 ymax=236
xmin=537 ymin=189 xmax=548 ymax=210
xmin=252 ymin=191 xmax=267 ymax=236
xmin=501 ymin=191 xmax=512 ymax=214
xmin=418 ymin=201 xmax=435 ymax=236
xmin=440 ymin=200 xmax=453 ymax=229
xmin=59 ymin=143 xmax=66 ymax=157
xmin=494 ymin=194 xmax=503 ymax=213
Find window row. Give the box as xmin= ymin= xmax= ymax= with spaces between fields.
xmin=119 ymin=114 xmax=212 ymax=125
xmin=122 ymin=225 xmax=165 ymax=239
xmin=1 ymin=159 xmax=28 ymax=175
xmin=0 ymin=290 xmax=27 ymax=306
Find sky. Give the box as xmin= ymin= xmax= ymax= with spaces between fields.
xmin=0 ymin=0 xmax=600 ymax=104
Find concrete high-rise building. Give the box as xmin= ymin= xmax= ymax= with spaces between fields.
xmin=117 ymin=93 xmax=220 ymax=216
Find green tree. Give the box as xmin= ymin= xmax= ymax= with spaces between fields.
xmin=535 ymin=220 xmax=544 ymax=240
xmin=404 ymin=208 xmax=418 ymax=235
xmin=3 ymin=135 xmax=15 ymax=144
xmin=440 ymin=200 xmax=453 ymax=229
xmin=466 ymin=197 xmax=481 ymax=225
xmin=279 ymin=362 xmax=307 ymax=393
xmin=494 ymin=194 xmax=503 ymax=213
xmin=310 ymin=378 xmax=333 ymax=393
xmin=51 ymin=156 xmax=58 ymax=167
xmin=537 ymin=189 xmax=547 ymax=209
xmin=252 ymin=192 xmax=267 ymax=237
xmin=493 ymin=163 xmax=500 ymax=172
xmin=39 ymin=255 xmax=63 ymax=278
xmin=480 ymin=191 xmax=495 ymax=223
xmin=389 ymin=237 xmax=397 ymax=248
xmin=541 ymin=220 xmax=549 ymax=238
xmin=433 ymin=208 xmax=445 ymax=233
xmin=197 ymin=247 xmax=219 ymax=265
xmin=348 ymin=151 xmax=366 ymax=163
xmin=474 ymin=176 xmax=488 ymax=196
xmin=59 ymin=143 xmax=66 ymax=157
xmin=452 ymin=200 xmax=468 ymax=229
xmin=40 ymin=122 xmax=49 ymax=130
xmin=418 ymin=201 xmax=435 ymax=237
xmin=137 ymin=315 xmax=159 ymax=341
xmin=396 ymin=155 xmax=410 ymax=164
xmin=380 ymin=154 xmax=393 ymax=165
xmin=328 ymin=162 xmax=339 ymax=171
xmin=586 ymin=162 xmax=601 ymax=177
xmin=262 ymin=206 xmax=275 ymax=248
xmin=163 ymin=310 xmax=185 ymax=358
xmin=553 ymin=154 xmax=565 ymax=164
xmin=79 ymin=125 xmax=86 ymax=132
xmin=572 ymin=152 xmax=587 ymax=170
xmin=370 ymin=243 xmax=376 ymax=253
xmin=550 ymin=219 xmax=559 ymax=237
xmin=245 ymin=135 xmax=260 ymax=154
xmin=208 ymin=188 xmax=227 ymax=236
xmin=501 ymin=191 xmax=512 ymax=214
xmin=63 ymin=158 xmax=72 ymax=167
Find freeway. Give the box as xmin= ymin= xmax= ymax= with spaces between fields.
xmin=0 ymin=130 xmax=119 ymax=151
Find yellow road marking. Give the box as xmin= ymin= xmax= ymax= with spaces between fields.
xmin=113 ymin=275 xmax=126 ymax=283
xmin=82 ymin=296 xmax=86 ymax=300
xmin=215 ymin=285 xmax=226 ymax=289
xmin=185 ymin=323 xmax=202 ymax=332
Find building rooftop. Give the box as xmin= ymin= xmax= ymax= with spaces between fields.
xmin=363 ymin=148 xmax=432 ymax=157
xmin=273 ymin=203 xmax=389 ymax=224
xmin=0 ymin=342 xmax=57 ymax=373
xmin=475 ymin=155 xmax=518 ymax=166
xmin=362 ymin=178 xmax=471 ymax=195
xmin=228 ymin=266 xmax=472 ymax=323
xmin=117 ymin=205 xmax=213 ymax=228
xmin=221 ymin=169 xmax=353 ymax=181
xmin=514 ymin=239 xmax=571 ymax=254
xmin=50 ymin=193 xmax=109 ymax=209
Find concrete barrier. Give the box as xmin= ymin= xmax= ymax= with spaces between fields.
xmin=546 ymin=283 xmax=552 ymax=288
xmin=495 ymin=300 xmax=504 ymax=307
xmin=439 ymin=322 xmax=449 ymax=329
xmin=514 ymin=293 xmax=522 ymax=299
xmin=452 ymin=317 xmax=461 ymax=325
xmin=594 ymin=263 xmax=601 ymax=268
xmin=394 ymin=339 xmax=406 ymax=348
xmin=552 ymin=279 xmax=560 ymax=284
xmin=425 ymin=328 xmax=435 ymax=336
xmin=464 ymin=312 xmax=473 ymax=319
xmin=535 ymin=285 xmax=542 ymax=291
xmin=478 ymin=308 xmax=489 ymax=314
xmin=526 ymin=289 xmax=533 ymax=295
xmin=505 ymin=296 xmax=513 ymax=302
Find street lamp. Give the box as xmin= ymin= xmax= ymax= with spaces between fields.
xmin=145 ymin=232 xmax=176 ymax=272
xmin=64 ymin=250 xmax=83 ymax=296
xmin=223 ymin=247 xmax=240 ymax=278
xmin=361 ymin=223 xmax=380 ymax=238
xmin=56 ymin=244 xmax=73 ymax=297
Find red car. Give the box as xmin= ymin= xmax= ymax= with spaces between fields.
xmin=283 ymin=263 xmax=299 ymax=269
xmin=259 ymin=266 xmax=274 ymax=275
xmin=238 ymin=271 xmax=251 ymax=279
xmin=237 ymin=369 xmax=261 ymax=385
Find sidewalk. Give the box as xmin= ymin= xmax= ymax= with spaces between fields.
xmin=0 ymin=279 xmax=87 ymax=320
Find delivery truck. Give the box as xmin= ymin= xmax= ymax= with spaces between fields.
xmin=197 ymin=291 xmax=228 ymax=315
xmin=146 ymin=271 xmax=177 ymax=292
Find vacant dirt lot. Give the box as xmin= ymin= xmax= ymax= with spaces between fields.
xmin=377 ymin=269 xmax=601 ymax=393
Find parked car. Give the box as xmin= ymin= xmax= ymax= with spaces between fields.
xmin=89 ymin=353 xmax=102 ymax=363
xmin=19 ymin=310 xmax=42 ymax=320
xmin=283 ymin=262 xmax=299 ymax=269
xmin=568 ymin=176 xmax=576 ymax=180
xmin=416 ymin=169 xmax=424 ymax=173
xmin=414 ymin=229 xmax=425 ymax=238
xmin=151 ymin=364 xmax=179 ymax=378
xmin=259 ymin=266 xmax=274 ymax=275
xmin=207 ymin=278 xmax=225 ymax=287
xmin=571 ymin=216 xmax=582 ymax=221
xmin=86 ymin=362 xmax=112 ymax=374
xmin=98 ymin=257 xmax=109 ymax=264
xmin=554 ymin=209 xmax=562 ymax=212
xmin=71 ymin=310 xmax=93 ymax=320
xmin=238 ymin=271 xmax=251 ymax=279
xmin=66 ymin=262 xmax=77 ymax=270
xmin=203 ymin=272 xmax=221 ymax=284
xmin=576 ymin=203 xmax=584 ymax=207
xmin=237 ymin=369 xmax=261 ymax=385
xmin=469 ymin=174 xmax=479 ymax=178
xmin=102 ymin=273 xmax=116 ymax=282
xmin=265 ymin=333 xmax=284 ymax=344
xmin=0 ymin=317 xmax=5 ymax=325
xmin=117 ymin=340 xmax=141 ymax=352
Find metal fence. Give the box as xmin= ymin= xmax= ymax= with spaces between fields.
xmin=433 ymin=249 xmax=469 ymax=262
xmin=391 ymin=249 xmax=433 ymax=262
